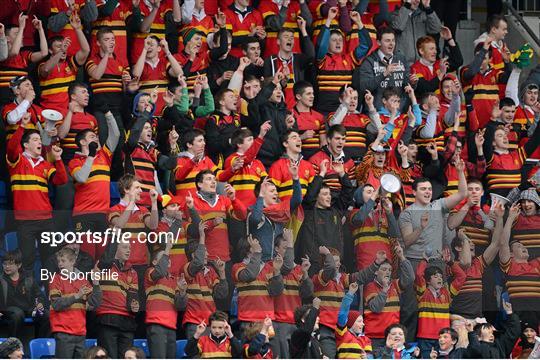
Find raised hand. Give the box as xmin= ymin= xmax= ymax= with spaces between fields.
xmin=163 ymin=90 xmax=175 ymax=108
xmin=508 ymin=202 xmax=521 ymax=220
xmin=381 ymin=276 xmax=391 ymax=292
xmin=194 ymin=321 xmax=207 ymax=338
xmin=348 ymin=282 xmax=359 ymax=295
xmin=248 ymin=234 xmax=262 ymax=253
xmin=319 ymin=159 xmax=329 ymax=177
xmin=502 ymin=299 xmax=513 ymax=315
xmin=159 ymin=38 xmax=170 ymax=54
xmin=288 ymin=159 xmax=299 ymax=180
xmin=232 ymin=156 xmax=245 ymax=171
xmin=258 ymin=120 xmax=272 ymax=138
xmin=186 ymin=191 xmax=194 ymax=209
xmin=426 ymin=142 xmax=438 ymax=158
xmin=224 ymin=322 xmax=234 ymax=338
xmin=301 ymin=255 xmax=311 ymax=273
xmin=215 ymin=9 xmax=226 ymax=28
xmin=454 ymin=157 xmax=465 ymax=173
xmin=394 ymin=243 xmax=405 ymax=261
xmin=442 ymin=246 xmax=452 ymax=263
xmin=375 ymin=251 xmax=387 ymax=265
xmin=350 ymin=11 xmax=363 ymax=26
xmin=319 ymin=246 xmax=330 ymax=255
xmin=51 ymin=144 xmax=63 ymax=161
xmin=18 ymin=13 xmax=28 ymax=29
xmin=364 ymin=90 xmax=374 ymax=108
xmin=177 ymin=274 xmax=188 ymax=293
xmin=283 ymin=228 xmax=293 ymax=247
xmin=21 ymin=112 xmax=32 ymax=127
xmin=475 ymin=129 xmax=485 ymax=148
xmin=397 ymin=141 xmax=408 ymax=157
xmin=149 ymin=189 xmax=159 ymax=203
xmin=381 ymin=197 xmax=393 ymax=213
xmin=297 ymin=16 xmax=306 ymax=31
xmin=32 ymin=16 xmax=43 ymax=31
xmin=69 ymin=14 xmax=82 ymax=30
xmin=327 ymin=6 xmax=339 ymax=20
xmin=491 ymin=101 xmax=502 ymax=120
xmin=440 ymin=26 xmax=452 ymax=41
xmin=198 ymin=220 xmax=208 ymax=242
xmin=214 ymin=257 xmax=226 ymax=275
xmin=168 ymin=127 xmax=179 ymax=146
xmin=224 ymin=183 xmax=236 ymax=200
xmin=285 ymin=113 xmax=295 ymax=129
xmin=273 ymin=253 xmax=284 ymax=272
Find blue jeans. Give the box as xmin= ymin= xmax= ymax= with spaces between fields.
xmin=418 ymin=338 xmax=439 ymax=359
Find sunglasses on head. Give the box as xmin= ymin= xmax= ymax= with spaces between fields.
xmin=9 ymin=76 xmax=29 ymax=89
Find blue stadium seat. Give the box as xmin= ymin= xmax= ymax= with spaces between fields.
xmin=4 ymin=232 xmax=17 ymax=251
xmin=0 ymin=181 xmax=7 ymax=204
xmin=133 ymin=339 xmax=150 ymax=357
xmin=176 ymin=340 xmax=187 ymax=358
xmin=110 ymin=182 xmax=120 ymax=206
xmin=29 ymin=338 xmax=55 ymax=359
xmin=0 ymin=338 xmax=6 ymax=344
xmin=85 ymin=339 xmax=97 ymax=348
xmin=0 ymin=181 xmax=7 ymax=229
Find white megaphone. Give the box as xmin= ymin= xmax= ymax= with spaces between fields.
xmin=39 ymin=109 xmax=63 ymax=146
xmin=490 ymin=193 xmax=510 ymax=210
xmin=380 ymin=173 xmax=402 ymax=196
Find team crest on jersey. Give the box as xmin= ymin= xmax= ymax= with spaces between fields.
xmin=304 ymin=169 xmax=310 ymax=178
xmin=256 ymin=167 xmax=263 ymax=176
xmin=65 ymin=66 xmax=72 ymax=74
xmin=118 ymin=65 xmax=123 ymax=72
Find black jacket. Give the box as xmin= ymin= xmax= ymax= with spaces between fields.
xmin=289 ymin=306 xmax=322 ymax=359
xmin=463 ymin=313 xmax=521 ymax=359
xmin=245 ymin=82 xmax=296 ymax=168
xmin=0 ymin=271 xmax=45 ymax=312
xmin=295 ymin=175 xmax=353 ymax=274
xmin=436 ymin=346 xmax=465 ymax=359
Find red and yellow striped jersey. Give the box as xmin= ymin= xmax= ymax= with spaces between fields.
xmin=232 ymin=260 xmax=276 ymax=321
xmin=49 ymin=275 xmax=90 ymax=335
xmin=69 ymin=146 xmax=112 ymax=216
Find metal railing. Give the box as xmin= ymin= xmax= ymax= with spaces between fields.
xmin=510 ymin=0 xmax=540 ymax=13
xmin=505 ymin=0 xmax=540 ymax=49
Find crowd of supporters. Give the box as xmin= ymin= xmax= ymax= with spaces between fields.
xmin=0 ymin=0 xmax=540 ymax=358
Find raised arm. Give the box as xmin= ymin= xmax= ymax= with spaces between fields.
xmin=350 ymin=12 xmax=371 ymax=61
xmin=71 ymin=15 xmax=90 ymax=66
xmin=30 ymin=17 xmax=48 ymax=63
xmin=499 ymin=203 xmax=520 ymax=265
xmin=337 ymin=283 xmax=358 ymax=327
xmin=444 ymin=158 xmax=467 ymax=210
xmin=9 ymin=14 xmax=27 ymax=57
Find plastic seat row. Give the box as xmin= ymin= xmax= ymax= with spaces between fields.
xmin=0 ymin=338 xmax=187 ymax=359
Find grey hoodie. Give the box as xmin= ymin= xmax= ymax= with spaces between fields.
xmin=390 ymin=4 xmax=442 ymax=65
